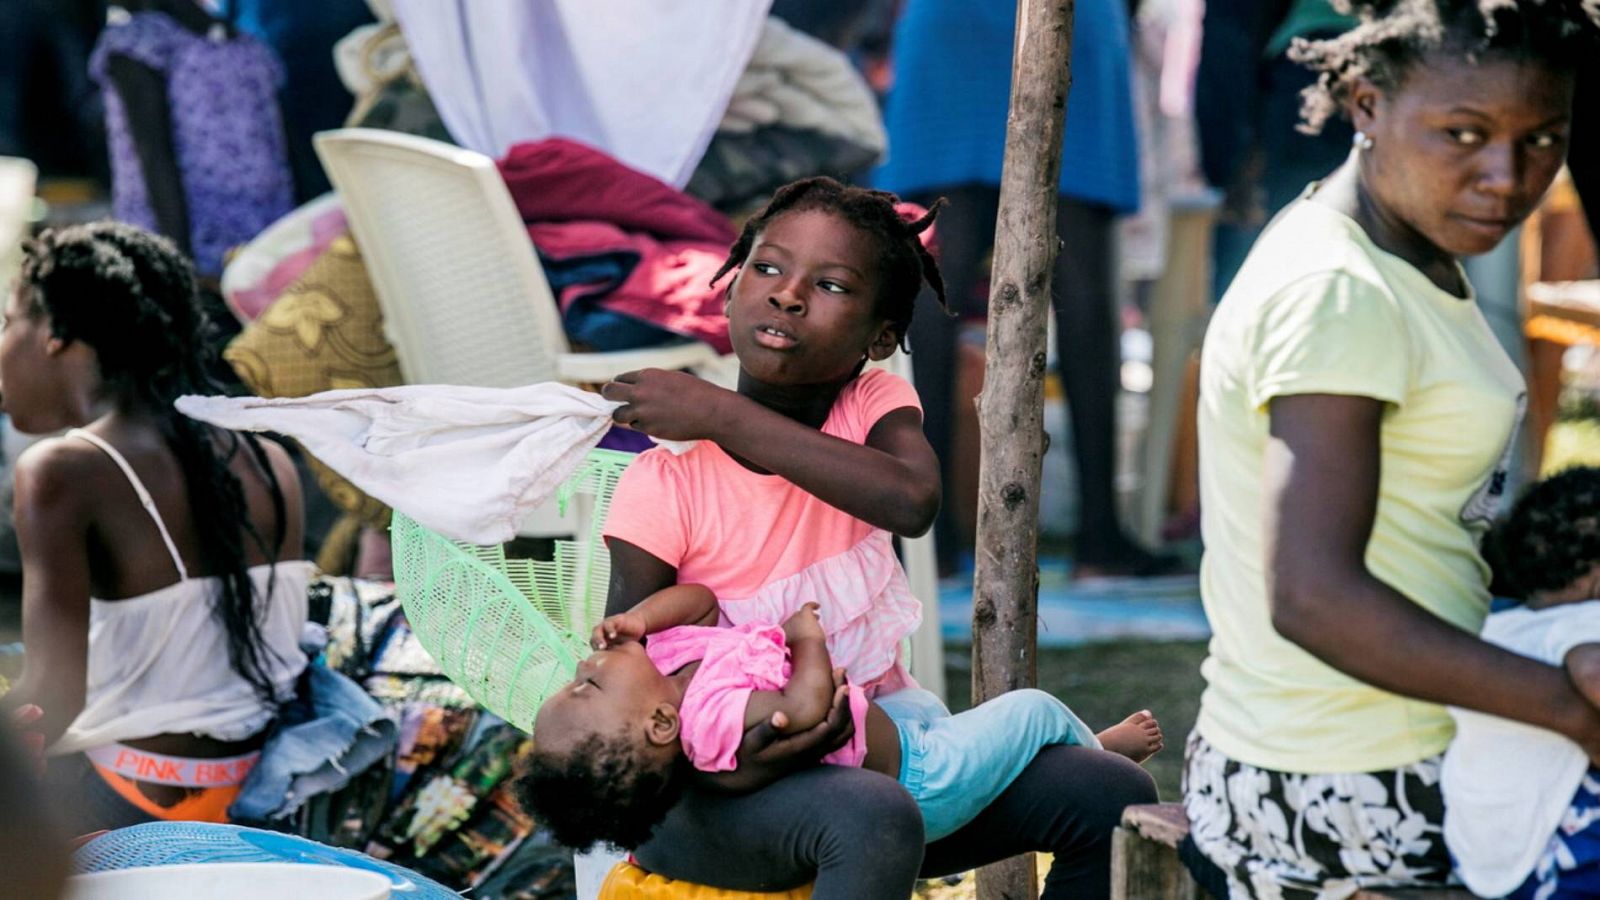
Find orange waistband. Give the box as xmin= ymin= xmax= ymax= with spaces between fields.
xmin=88 ymin=764 xmax=242 ymax=824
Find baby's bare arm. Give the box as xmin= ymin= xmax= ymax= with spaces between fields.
xmin=1567 ymin=644 xmax=1600 ymax=711
xmin=743 ymin=635 xmax=838 ymax=734
xmin=593 ymin=583 xmax=719 ymax=647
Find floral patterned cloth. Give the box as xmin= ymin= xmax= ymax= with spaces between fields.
xmin=1510 ymin=771 xmax=1600 ymax=900
xmin=1183 ymin=731 xmax=1456 ymax=899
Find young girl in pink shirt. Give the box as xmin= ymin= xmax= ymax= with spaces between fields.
xmin=592 ymin=177 xmax=1158 ymax=899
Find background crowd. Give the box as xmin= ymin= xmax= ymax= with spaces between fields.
xmin=3 ymin=1 xmax=1600 ymax=899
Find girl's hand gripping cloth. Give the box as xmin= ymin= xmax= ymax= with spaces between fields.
xmin=177 ymin=382 xmax=687 ymax=545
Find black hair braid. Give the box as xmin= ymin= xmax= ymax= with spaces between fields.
xmin=515 ymin=732 xmax=688 ymax=851
xmin=1488 ymin=466 xmax=1600 ymax=600
xmin=19 ymin=222 xmax=289 ymax=703
xmin=711 ymin=176 xmax=950 ymax=351
xmin=1290 ymin=0 xmax=1600 ymax=134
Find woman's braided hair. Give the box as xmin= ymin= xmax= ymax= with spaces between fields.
xmin=18 ymin=221 xmax=289 ymax=702
xmin=1486 ymin=466 xmax=1600 ymax=600
xmin=1291 ymin=0 xmax=1600 ymax=134
xmin=711 ymin=176 xmax=949 ymax=351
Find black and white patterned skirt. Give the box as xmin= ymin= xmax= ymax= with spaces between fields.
xmin=1182 ymin=731 xmax=1457 ymax=899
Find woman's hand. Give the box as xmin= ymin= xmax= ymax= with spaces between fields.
xmin=695 ymin=669 xmax=856 ymax=793
xmin=591 ymin=611 xmax=649 ymax=649
xmin=602 ymin=369 xmax=736 ymax=443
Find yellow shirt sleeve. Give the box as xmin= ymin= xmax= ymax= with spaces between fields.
xmin=1246 ymin=271 xmax=1411 ymax=411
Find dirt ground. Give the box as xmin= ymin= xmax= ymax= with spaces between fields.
xmin=917 ymin=639 xmax=1208 ymax=897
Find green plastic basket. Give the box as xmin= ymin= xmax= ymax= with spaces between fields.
xmin=389 ymin=448 xmax=634 ymax=732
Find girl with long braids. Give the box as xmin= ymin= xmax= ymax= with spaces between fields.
xmin=1186 ymin=2 xmax=1600 ymax=896
xmin=0 ymin=221 xmax=310 ymax=830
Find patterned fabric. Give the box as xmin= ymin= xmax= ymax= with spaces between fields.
xmin=225 ymin=234 xmax=401 ymax=531
xmin=90 ymin=11 xmax=294 ymax=276
xmin=1183 ymin=732 xmax=1455 ymax=899
xmin=1511 ymin=771 xmax=1600 ymax=900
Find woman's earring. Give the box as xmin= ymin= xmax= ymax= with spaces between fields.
xmin=1352 ymin=131 xmax=1375 ymax=152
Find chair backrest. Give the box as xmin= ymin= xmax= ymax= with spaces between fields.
xmin=390 ymin=449 xmax=632 ymax=732
xmin=0 ymin=157 xmax=37 ymax=289
xmin=313 ymin=129 xmax=570 ymax=387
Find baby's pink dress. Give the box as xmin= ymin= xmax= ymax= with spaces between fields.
xmin=645 ymin=623 xmax=869 ymax=772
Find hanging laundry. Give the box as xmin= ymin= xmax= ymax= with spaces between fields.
xmin=688 ymin=16 xmax=889 ymax=212
xmin=497 ymin=138 xmax=737 ymax=354
xmin=90 ymin=8 xmax=295 ymax=276
xmin=390 ymin=0 xmax=771 ymax=187
xmin=717 ymin=17 xmax=886 ymax=156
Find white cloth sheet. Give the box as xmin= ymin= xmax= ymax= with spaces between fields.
xmin=178 ymin=383 xmax=686 ymax=545
xmin=1443 ymin=600 xmax=1600 ymax=897
xmin=718 ymin=17 xmax=886 ymax=157
xmin=391 ymin=0 xmax=771 ymax=187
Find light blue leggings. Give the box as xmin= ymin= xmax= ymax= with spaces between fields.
xmin=876 ymin=687 xmax=1100 ymax=841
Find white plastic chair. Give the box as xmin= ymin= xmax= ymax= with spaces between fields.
xmin=0 ymin=158 xmax=38 ymax=574
xmin=0 ymin=157 xmax=36 ymax=289
xmin=312 ymin=128 xmax=725 ymax=389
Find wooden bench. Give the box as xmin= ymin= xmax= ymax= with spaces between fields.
xmin=1113 ymin=804 xmax=1478 ymax=900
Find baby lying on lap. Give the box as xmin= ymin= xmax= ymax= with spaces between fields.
xmin=517 ymin=584 xmax=1162 ymax=851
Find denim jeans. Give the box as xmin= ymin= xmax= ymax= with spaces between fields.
xmin=229 ymin=665 xmax=396 ymax=823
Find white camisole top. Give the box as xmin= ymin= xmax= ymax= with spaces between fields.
xmin=48 ymin=429 xmax=311 ymax=757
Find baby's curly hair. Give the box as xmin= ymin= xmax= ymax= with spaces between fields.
xmin=514 ymin=731 xmax=688 ymax=852
xmin=711 ymin=176 xmax=949 ymax=351
xmin=1290 ymin=0 xmax=1600 ymax=134
xmin=1487 ymin=466 xmax=1600 ymax=600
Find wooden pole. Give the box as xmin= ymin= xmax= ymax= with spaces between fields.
xmin=971 ymin=0 xmax=1075 ymax=897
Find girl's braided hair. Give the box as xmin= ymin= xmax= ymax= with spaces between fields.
xmin=1290 ymin=0 xmax=1600 ymax=134
xmin=18 ymin=221 xmax=289 ymax=702
xmin=711 ymin=176 xmax=949 ymax=351
xmin=1486 ymin=466 xmax=1600 ymax=600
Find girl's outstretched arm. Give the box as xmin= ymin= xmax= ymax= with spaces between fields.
xmin=602 ymin=369 xmax=941 ymax=537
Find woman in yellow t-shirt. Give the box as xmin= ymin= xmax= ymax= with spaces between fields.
xmin=1184 ymin=3 xmax=1600 ymax=897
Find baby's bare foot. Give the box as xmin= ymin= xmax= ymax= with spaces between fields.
xmin=1096 ymin=709 xmax=1163 ymax=763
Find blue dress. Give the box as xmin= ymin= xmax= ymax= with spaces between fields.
xmin=873 ymin=0 xmax=1140 ymax=213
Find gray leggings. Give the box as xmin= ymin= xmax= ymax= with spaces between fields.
xmin=632 ymin=743 xmax=1157 ymax=899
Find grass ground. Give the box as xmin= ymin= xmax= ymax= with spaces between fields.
xmin=943 ymin=640 xmax=1208 ymax=801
